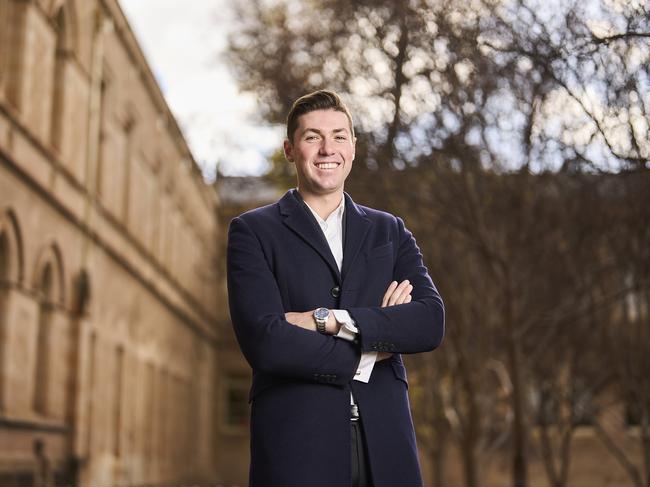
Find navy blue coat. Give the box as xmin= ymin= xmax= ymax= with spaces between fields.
xmin=227 ymin=189 xmax=445 ymax=487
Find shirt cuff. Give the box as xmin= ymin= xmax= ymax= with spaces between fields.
xmin=331 ymin=310 xmax=376 ymax=382
xmin=332 ymin=309 xmax=359 ymax=342
xmin=354 ymin=352 xmax=378 ymax=383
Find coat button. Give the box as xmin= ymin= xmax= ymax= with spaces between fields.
xmin=330 ymin=286 xmax=341 ymax=298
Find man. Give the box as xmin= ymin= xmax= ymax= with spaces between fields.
xmin=227 ymin=90 xmax=444 ymax=487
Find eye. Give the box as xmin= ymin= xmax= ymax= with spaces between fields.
xmin=305 ymin=134 xmax=319 ymax=141
xmin=335 ymin=135 xmax=347 ymax=141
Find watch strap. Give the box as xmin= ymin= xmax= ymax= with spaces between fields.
xmin=316 ymin=317 xmax=327 ymax=334
xmin=314 ymin=307 xmax=329 ymax=334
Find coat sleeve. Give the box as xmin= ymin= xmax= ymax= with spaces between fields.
xmin=227 ymin=216 xmax=361 ymax=385
xmin=347 ymin=217 xmax=445 ymax=354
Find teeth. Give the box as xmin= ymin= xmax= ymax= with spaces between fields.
xmin=316 ymin=163 xmax=337 ymax=169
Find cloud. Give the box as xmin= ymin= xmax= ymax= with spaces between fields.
xmin=120 ymin=0 xmax=280 ymax=179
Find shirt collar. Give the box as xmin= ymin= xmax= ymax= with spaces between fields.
xmin=303 ymin=196 xmax=345 ymax=228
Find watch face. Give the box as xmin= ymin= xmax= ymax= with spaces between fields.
xmin=314 ymin=307 xmax=329 ymax=320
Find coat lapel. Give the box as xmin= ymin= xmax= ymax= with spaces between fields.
xmin=279 ymin=189 xmax=342 ymax=282
xmin=341 ymin=192 xmax=371 ymax=280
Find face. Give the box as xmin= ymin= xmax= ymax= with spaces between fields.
xmin=284 ymin=109 xmax=356 ymax=199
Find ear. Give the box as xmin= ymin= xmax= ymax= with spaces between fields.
xmin=283 ymin=139 xmax=294 ymax=162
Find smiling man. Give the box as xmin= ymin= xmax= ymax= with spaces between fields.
xmin=226 ymin=90 xmax=445 ymax=487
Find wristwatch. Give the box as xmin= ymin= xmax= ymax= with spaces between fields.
xmin=313 ymin=307 xmax=330 ymax=334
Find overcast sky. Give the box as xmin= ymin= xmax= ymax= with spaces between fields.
xmin=120 ymin=0 xmax=281 ymax=181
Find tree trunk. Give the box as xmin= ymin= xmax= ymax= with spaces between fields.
xmin=504 ymin=276 xmax=528 ymax=487
xmin=642 ymin=406 xmax=650 ymax=487
xmin=431 ymin=439 xmax=447 ymax=487
xmin=461 ymin=437 xmax=479 ymax=487
xmin=430 ymin=364 xmax=449 ymax=487
xmin=384 ymin=7 xmax=409 ymax=167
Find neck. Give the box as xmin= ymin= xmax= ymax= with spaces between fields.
xmin=297 ymin=188 xmax=343 ymax=220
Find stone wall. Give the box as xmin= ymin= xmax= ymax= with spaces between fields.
xmin=0 ymin=1 xmax=224 ymax=486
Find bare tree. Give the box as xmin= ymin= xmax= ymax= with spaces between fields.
xmin=224 ymin=2 xmax=650 ymax=487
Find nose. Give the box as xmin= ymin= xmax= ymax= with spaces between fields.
xmin=319 ymin=137 xmax=334 ymax=155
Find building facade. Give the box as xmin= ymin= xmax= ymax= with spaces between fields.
xmin=0 ymin=0 xmax=225 ymax=485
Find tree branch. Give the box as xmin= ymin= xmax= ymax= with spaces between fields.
xmin=592 ymin=32 xmax=650 ymax=44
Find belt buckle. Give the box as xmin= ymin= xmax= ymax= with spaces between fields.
xmin=350 ymin=404 xmax=360 ymax=421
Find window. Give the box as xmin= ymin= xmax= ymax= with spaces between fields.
xmin=0 ymin=230 xmax=8 ymax=285
xmin=33 ymin=263 xmax=54 ymax=415
xmin=85 ymin=331 xmax=97 ymax=454
xmin=0 ymin=211 xmax=23 ymax=412
xmin=113 ymin=346 xmax=124 ymax=457
xmin=0 ymin=231 xmax=9 ymax=408
xmin=5 ymin=1 xmax=26 ymax=109
xmin=71 ymin=270 xmax=90 ymax=316
xmin=224 ymin=373 xmax=250 ymax=431
xmin=96 ymin=77 xmax=109 ymax=198
xmin=50 ymin=6 xmax=67 ymax=150
xmin=0 ymin=0 xmax=7 ymax=95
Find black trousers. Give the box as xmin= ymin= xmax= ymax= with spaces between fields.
xmin=351 ymin=421 xmax=373 ymax=487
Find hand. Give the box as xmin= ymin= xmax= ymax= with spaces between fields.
xmin=377 ymin=280 xmax=412 ymax=361
xmin=381 ymin=280 xmax=412 ymax=307
xmin=284 ymin=311 xmax=316 ymax=332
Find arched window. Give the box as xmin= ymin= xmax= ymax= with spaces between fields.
xmin=0 ymin=210 xmax=24 ymax=285
xmin=0 ymin=231 xmax=10 ymax=406
xmin=33 ymin=262 xmax=54 ymax=415
xmin=0 ymin=209 xmax=24 ymax=410
xmin=0 ymin=231 xmax=8 ymax=284
xmin=31 ymin=243 xmax=64 ymax=417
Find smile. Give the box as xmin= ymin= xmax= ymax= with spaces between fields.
xmin=315 ymin=162 xmax=340 ymax=170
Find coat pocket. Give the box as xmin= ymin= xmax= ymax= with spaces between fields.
xmin=390 ymin=359 xmax=409 ymax=389
xmin=365 ymin=242 xmax=393 ymax=261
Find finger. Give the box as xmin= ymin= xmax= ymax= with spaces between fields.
xmin=404 ymin=294 xmax=412 ymax=304
xmin=382 ymin=281 xmax=398 ymax=307
xmin=382 ymin=281 xmax=398 ymax=306
xmin=388 ymin=280 xmax=410 ymax=306
xmin=394 ymin=282 xmax=413 ymax=305
xmin=387 ymin=280 xmax=408 ymax=306
xmin=394 ymin=284 xmax=413 ymax=305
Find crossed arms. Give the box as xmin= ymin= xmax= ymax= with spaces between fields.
xmin=226 ymin=215 xmax=444 ymax=386
xmin=284 ymin=279 xmax=414 ymax=362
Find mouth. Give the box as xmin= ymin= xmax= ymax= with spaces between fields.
xmin=314 ymin=161 xmax=341 ymax=170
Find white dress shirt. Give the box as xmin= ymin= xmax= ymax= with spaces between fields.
xmin=303 ymin=197 xmax=378 ymax=383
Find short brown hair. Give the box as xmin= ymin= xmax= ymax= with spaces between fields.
xmin=286 ymin=90 xmax=355 ymax=142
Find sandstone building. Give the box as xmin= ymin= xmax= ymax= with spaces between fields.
xmin=0 ymin=0 xmax=236 ymax=485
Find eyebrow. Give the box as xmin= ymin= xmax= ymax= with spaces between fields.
xmin=302 ymin=127 xmax=350 ymax=135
